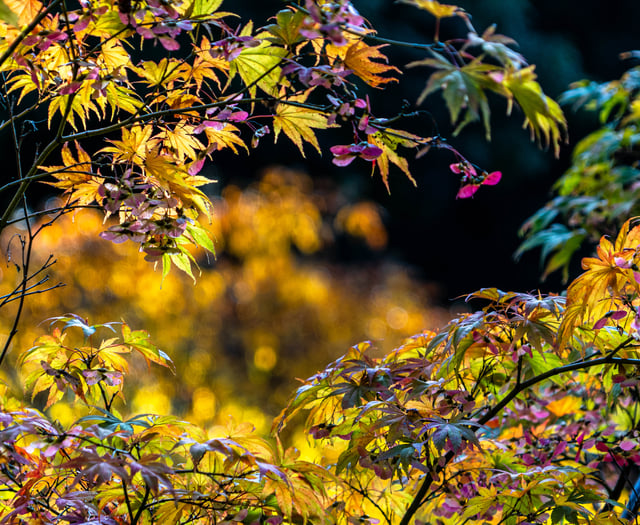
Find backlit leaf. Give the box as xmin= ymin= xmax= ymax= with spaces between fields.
xmin=0 ymin=0 xmax=17 ymax=26
xmin=273 ymin=92 xmax=332 ymax=156
xmin=4 ymin=0 xmax=40 ymax=26
xmin=230 ymin=42 xmax=287 ymax=97
xmin=369 ymin=129 xmax=420 ymax=192
xmin=343 ymin=41 xmax=401 ymax=88
xmin=503 ymin=66 xmax=567 ymax=157
xmin=397 ymin=0 xmax=461 ymax=18
xmin=186 ymin=0 xmax=224 ymax=18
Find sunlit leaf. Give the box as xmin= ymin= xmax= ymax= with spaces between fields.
xmin=0 ymin=0 xmax=18 ymax=26
xmin=343 ymin=41 xmax=401 ymax=88
xmin=503 ymin=66 xmax=568 ymax=157
xmin=230 ymin=42 xmax=287 ymax=97
xmin=397 ymin=0 xmax=461 ymax=18
xmin=273 ymin=91 xmax=333 ymax=156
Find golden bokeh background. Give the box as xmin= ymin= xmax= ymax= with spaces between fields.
xmin=0 ymin=167 xmax=451 ymax=439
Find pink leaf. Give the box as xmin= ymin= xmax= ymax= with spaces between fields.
xmin=60 ymin=82 xmax=82 ymax=95
xmin=456 ymin=184 xmax=479 ymax=199
xmin=330 ymin=145 xmax=353 ymax=156
xmin=159 ymin=36 xmax=180 ymax=51
xmin=621 ymin=440 xmax=637 ymax=452
xmin=614 ymin=256 xmax=632 ymax=268
xmin=188 ymin=158 xmax=205 ymax=176
xmin=483 ymin=171 xmax=502 ymax=185
xmin=360 ymin=146 xmax=383 ymax=161
xmin=332 ymin=154 xmax=356 ymax=167
xmin=449 ymin=163 xmax=462 ymax=174
xmin=593 ymin=317 xmax=608 ymax=330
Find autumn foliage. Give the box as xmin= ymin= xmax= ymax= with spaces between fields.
xmin=1 ymin=0 xmax=639 ymax=524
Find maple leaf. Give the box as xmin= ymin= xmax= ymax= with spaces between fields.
xmin=264 ymin=8 xmax=307 ymax=48
xmin=48 ymin=87 xmax=100 ymax=131
xmin=397 ymin=0 xmax=461 ymax=18
xmin=230 ymin=41 xmax=288 ymax=97
xmin=190 ymin=40 xmax=229 ymax=92
xmin=409 ymin=51 xmax=506 ymax=139
xmin=343 ymin=41 xmax=401 ymax=88
xmin=503 ymin=66 xmax=568 ymax=157
xmin=558 ymin=219 xmax=640 ymax=351
xmin=41 ymin=141 xmax=103 ymax=207
xmin=184 ymin=0 xmax=224 ymax=18
xmin=369 ymin=129 xmax=420 ymax=192
xmin=4 ymin=0 xmax=41 ymax=26
xmin=98 ymin=40 xmax=131 ymax=73
xmin=273 ymin=92 xmax=333 ymax=156
xmin=0 ymin=0 xmax=17 ymax=26
xmin=100 ymin=125 xmax=157 ymax=166
xmin=134 ymin=58 xmax=186 ymax=88
xmin=204 ymin=123 xmax=248 ymax=154
xmin=158 ymin=122 xmax=204 ymax=162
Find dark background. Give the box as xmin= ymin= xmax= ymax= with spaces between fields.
xmin=211 ymin=0 xmax=640 ymax=304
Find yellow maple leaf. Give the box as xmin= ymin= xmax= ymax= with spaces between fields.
xmin=369 ymin=129 xmax=419 ymax=192
xmin=134 ymin=58 xmax=186 ymax=88
xmin=397 ymin=0 xmax=461 ymax=19
xmin=204 ymin=123 xmax=248 ymax=155
xmin=558 ymin=219 xmax=640 ymax=352
xmin=100 ymin=125 xmax=157 ymax=165
xmin=159 ymin=122 xmax=204 ymax=162
xmin=546 ymin=396 xmax=583 ymax=418
xmin=41 ymin=141 xmax=103 ymax=207
xmin=144 ymin=146 xmax=214 ymax=217
xmin=273 ymin=92 xmax=333 ymax=157
xmin=99 ymin=40 xmax=131 ymax=73
xmin=4 ymin=0 xmax=41 ymax=26
xmin=343 ymin=41 xmax=401 ymax=88
xmin=231 ymin=41 xmax=288 ymax=97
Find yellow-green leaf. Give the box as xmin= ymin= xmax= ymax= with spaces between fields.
xmin=397 ymin=0 xmax=461 ymax=19
xmin=503 ymin=66 xmax=567 ymax=157
xmin=230 ymin=43 xmax=287 ymax=97
xmin=0 ymin=0 xmax=18 ymax=26
xmin=273 ymin=92 xmax=332 ymax=156
xmin=186 ymin=0 xmax=223 ymax=18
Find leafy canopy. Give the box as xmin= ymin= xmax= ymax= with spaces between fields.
xmin=1 ymin=0 xmax=631 ymax=524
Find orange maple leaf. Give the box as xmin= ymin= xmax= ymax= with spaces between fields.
xmin=343 ymin=42 xmax=401 ymax=89
xmin=4 ymin=0 xmax=42 ymax=26
xmin=558 ymin=219 xmax=640 ymax=352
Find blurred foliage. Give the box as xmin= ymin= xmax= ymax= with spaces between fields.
xmin=518 ymin=57 xmax=640 ymax=281
xmin=0 ymin=168 xmax=450 ymax=433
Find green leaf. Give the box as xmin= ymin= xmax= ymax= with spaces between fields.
xmin=503 ymin=66 xmax=567 ymax=157
xmin=187 ymin=0 xmax=224 ymax=18
xmin=264 ymin=9 xmax=307 ymax=47
xmin=0 ymin=0 xmax=18 ymax=26
xmin=122 ymin=324 xmax=175 ymax=371
xmin=408 ymin=52 xmax=505 ymax=139
xmin=186 ymin=222 xmax=216 ymax=256
xmin=230 ymin=42 xmax=288 ymax=97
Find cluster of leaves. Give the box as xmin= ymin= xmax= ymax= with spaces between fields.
xmin=518 ymin=55 xmax=640 ymax=281
xmin=277 ymin=222 xmax=640 ymax=523
xmin=0 ymin=0 xmax=565 ymax=272
xmin=2 ymin=316 xmax=334 ymax=524
xmin=0 ymin=0 xmax=620 ymax=524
